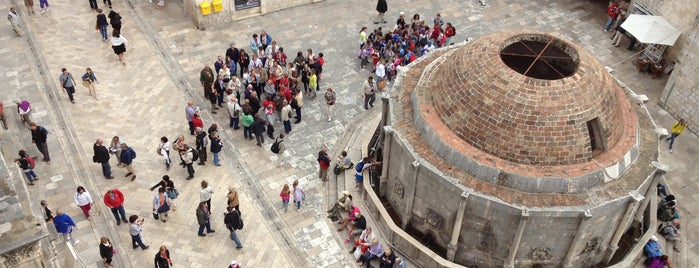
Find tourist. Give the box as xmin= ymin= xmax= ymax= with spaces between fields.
xmin=54 ymin=210 xmax=79 ymax=245
xmin=128 ymin=215 xmax=149 ymax=250
xmin=347 ymin=212 xmax=367 ymax=243
xmin=152 ymin=187 xmax=172 ymax=222
xmin=350 ymin=227 xmax=376 ymax=260
xmin=375 ymin=0 xmax=387 ymax=24
xmin=324 ymin=88 xmax=336 ymax=122
xmin=394 ymin=257 xmax=407 ymax=268
xmin=196 ymin=201 xmax=215 ymax=236
xmin=104 ymin=188 xmax=128 ymax=225
xmin=281 ymin=100 xmax=292 ymax=132
xmin=223 ymin=206 xmax=244 ymax=249
xmin=7 ymin=7 xmax=20 ymax=37
xmin=252 ymin=114 xmax=267 ymax=146
xmin=110 ymin=29 xmax=128 ymax=65
xmin=99 ymin=237 xmax=114 ymax=267
xmin=154 ymin=245 xmax=173 ymax=267
xmin=643 ymin=235 xmax=662 ymax=258
xmin=59 ymin=68 xmax=77 ymax=103
xmin=119 ymin=143 xmax=137 ymax=181
xmin=109 ymin=136 xmax=123 ymax=166
xmin=317 ymin=146 xmax=331 ymax=181
xmin=378 ymin=247 xmax=396 ymax=268
xmin=29 ymin=122 xmax=51 ymax=162
xmin=274 ymin=132 xmax=286 ymax=166
xmin=279 ymin=184 xmax=291 ymax=212
xmin=227 ymin=187 xmax=240 ymax=213
xmin=292 ymin=179 xmax=305 ymax=212
xmin=200 ymin=180 xmax=214 ymax=212
xmin=14 ymin=99 xmax=31 ymax=124
xmin=40 ymin=200 xmax=54 ymax=222
xmin=186 ymin=101 xmax=196 ymax=135
xmin=93 ymin=138 xmax=113 ymax=179
xmin=210 ymin=131 xmax=222 ymax=166
xmin=158 ymin=136 xmax=172 ymax=170
xmin=15 ymin=150 xmax=38 ymax=185
xmin=359 ymin=238 xmax=383 ymax=267
xmin=327 ymin=190 xmax=353 ymax=221
xmin=24 ymin=0 xmax=36 ymax=15
xmin=666 ymin=119 xmax=686 ymax=154
xmin=355 ymin=157 xmax=381 ymax=190
xmin=195 ymin=127 xmax=208 ymax=165
xmin=200 ymin=65 xmax=215 ymax=101
xmin=74 ymin=186 xmax=94 ymax=218
xmin=291 ymin=91 xmax=303 ymax=124
xmin=604 ymin=0 xmax=621 ymax=32
xmin=107 ymin=10 xmax=121 ymax=31
xmin=337 ymin=151 xmax=353 ymax=170
xmin=338 ymin=205 xmax=361 ymax=231
xmin=228 ymin=96 xmax=243 ymax=129
xmin=363 ymin=76 xmax=377 ymax=110
xmin=96 ymin=9 xmax=109 ymax=41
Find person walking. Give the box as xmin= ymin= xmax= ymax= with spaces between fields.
xmin=196 ymin=201 xmax=215 ymax=236
xmin=74 ymin=186 xmax=93 ymax=218
xmin=226 ymin=187 xmax=241 ymax=212
xmin=604 ymin=0 xmax=621 ymax=32
xmin=99 ymin=237 xmax=115 ymax=267
xmin=318 ymin=146 xmax=331 ymax=181
xmin=375 ymin=0 xmax=387 ymax=24
xmin=103 ymin=0 xmax=112 ymax=9
xmin=120 ymin=143 xmax=137 ymax=181
xmin=666 ymin=119 xmax=687 ymax=154
xmin=24 ymin=0 xmax=36 ymax=15
xmin=150 ymin=175 xmax=177 ymax=210
xmin=210 ymin=131 xmax=222 ymax=166
xmin=111 ymin=29 xmax=128 ymax=65
xmin=29 ymin=122 xmax=50 ymax=162
xmin=280 ymin=184 xmax=291 ymax=212
xmin=180 ymin=144 xmax=196 ymax=180
xmin=14 ymin=99 xmax=32 ymax=124
xmin=324 ymin=88 xmax=336 ymax=122
xmin=81 ymin=67 xmax=99 ymax=100
xmin=40 ymin=200 xmax=54 ymax=222
xmin=363 ymin=76 xmax=376 ymax=110
xmin=93 ymin=138 xmax=113 ymax=179
xmin=107 ymin=10 xmax=120 ymax=31
xmin=152 ymin=187 xmax=172 ymax=222
xmin=54 ymin=210 xmax=79 ymax=245
xmin=128 ymin=215 xmax=149 ymax=250
xmin=15 ymin=150 xmax=38 ymax=185
xmin=157 ymin=136 xmax=172 ymax=170
xmin=59 ymin=68 xmax=77 ymax=103
xmin=104 ymin=188 xmax=128 ymax=225
xmin=88 ymin=0 xmax=98 ymax=10
xmin=200 ymin=180 xmax=214 ymax=212
xmin=7 ymin=7 xmax=21 ymax=37
xmin=154 ymin=245 xmax=173 ymax=268
xmin=223 ymin=206 xmax=244 ymax=249
xmin=292 ymin=179 xmax=305 ymax=212
xmin=38 ymin=0 xmax=49 ymax=14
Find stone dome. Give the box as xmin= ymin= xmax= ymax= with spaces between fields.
xmin=428 ymin=31 xmax=628 ymax=165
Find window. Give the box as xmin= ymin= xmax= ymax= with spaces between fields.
xmin=586 ymin=118 xmax=604 ymax=156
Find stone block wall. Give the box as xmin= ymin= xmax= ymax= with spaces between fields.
xmin=185 ymin=0 xmax=321 ymax=30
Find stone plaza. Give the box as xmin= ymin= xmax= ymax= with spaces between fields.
xmin=0 ymin=0 xmax=697 ymax=267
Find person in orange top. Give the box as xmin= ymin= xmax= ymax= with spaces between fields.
xmin=666 ymin=119 xmax=687 ymax=154
xmin=104 ymin=188 xmax=128 ymax=225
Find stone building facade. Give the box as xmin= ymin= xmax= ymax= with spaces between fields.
xmin=629 ymin=0 xmax=699 ymax=131
xmin=366 ymin=30 xmax=663 ymax=267
xmin=184 ymin=0 xmax=324 ymax=30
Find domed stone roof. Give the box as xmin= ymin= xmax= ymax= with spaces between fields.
xmin=426 ymin=31 xmax=628 ymax=165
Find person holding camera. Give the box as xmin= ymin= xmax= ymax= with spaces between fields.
xmin=128 ymin=215 xmax=149 ymax=250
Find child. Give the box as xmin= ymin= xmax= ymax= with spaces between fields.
xmin=280 ymin=184 xmax=291 ymax=212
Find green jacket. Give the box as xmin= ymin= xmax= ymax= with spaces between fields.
xmin=242 ymin=114 xmax=254 ymax=127
xmin=196 ymin=206 xmax=209 ymax=225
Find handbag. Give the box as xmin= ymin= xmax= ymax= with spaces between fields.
xmin=82 ymin=80 xmax=91 ymax=88
xmin=152 ymin=211 xmax=160 ymax=220
xmin=166 ymin=188 xmax=179 ymax=199
xmin=157 ymin=202 xmax=170 ymax=213
xmin=378 ymin=80 xmax=387 ymax=90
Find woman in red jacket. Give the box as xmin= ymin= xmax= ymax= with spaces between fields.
xmin=104 ymin=188 xmax=128 ymax=225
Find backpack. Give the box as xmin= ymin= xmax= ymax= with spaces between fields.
xmin=607 ymin=3 xmax=619 ymax=18
xmin=26 ymin=156 xmax=36 ymax=169
xmin=355 ymin=161 xmax=365 ymax=173
xmin=271 ymin=138 xmax=281 ymax=154
xmin=129 ymin=148 xmax=137 ymax=159
xmin=191 ymin=150 xmax=199 ymax=162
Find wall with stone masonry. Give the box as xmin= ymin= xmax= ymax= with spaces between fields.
xmin=185 ymin=0 xmax=322 ymax=30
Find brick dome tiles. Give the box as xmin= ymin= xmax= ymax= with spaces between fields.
xmin=422 ymin=31 xmax=632 ymax=166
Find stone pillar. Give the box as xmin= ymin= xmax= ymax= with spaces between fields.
xmin=563 ymin=210 xmax=593 ymax=267
xmin=446 ymin=191 xmax=470 ymax=261
xmin=505 ymin=209 xmax=529 ymax=268
xmin=635 ymin=162 xmax=668 ymax=221
xmin=401 ymin=160 xmax=420 ymax=229
xmin=605 ymin=191 xmax=644 ymax=264
xmin=379 ymin=126 xmax=393 ymax=197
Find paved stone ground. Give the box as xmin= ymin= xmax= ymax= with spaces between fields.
xmin=1 ymin=0 xmax=697 ymax=267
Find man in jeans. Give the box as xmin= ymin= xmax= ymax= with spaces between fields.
xmin=103 ymin=188 xmax=128 ymax=225
xmin=363 ymin=76 xmax=376 ymax=110
xmin=93 ymin=138 xmax=113 ymax=179
xmin=196 ymin=202 xmax=215 ymax=237
xmin=224 ymin=206 xmax=244 ymax=249
xmin=59 ymin=68 xmax=77 ymax=103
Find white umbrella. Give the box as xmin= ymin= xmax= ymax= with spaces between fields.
xmin=620 ymin=14 xmax=681 ymax=46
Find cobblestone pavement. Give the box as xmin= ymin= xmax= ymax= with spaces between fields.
xmin=0 ymin=0 xmax=696 ymax=267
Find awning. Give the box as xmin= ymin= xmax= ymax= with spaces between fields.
xmin=620 ymin=14 xmax=681 ymax=46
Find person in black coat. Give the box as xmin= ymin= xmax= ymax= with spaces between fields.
xmin=99 ymin=237 xmax=114 ymax=267
xmin=375 ymin=0 xmax=388 ymax=24
xmin=93 ymin=138 xmax=113 ymax=179
xmin=252 ymin=114 xmax=266 ymax=147
xmin=29 ymin=122 xmax=50 ymax=162
xmin=107 ymin=10 xmax=121 ymax=31
xmin=154 ymin=245 xmax=172 ymax=268
xmin=150 ymin=175 xmax=175 ymax=192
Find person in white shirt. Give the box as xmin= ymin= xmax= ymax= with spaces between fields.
xmin=375 ymin=60 xmax=386 ymax=85
xmin=7 ymin=7 xmax=21 ymax=37
xmin=74 ymin=186 xmax=94 ymax=219
xmin=200 ymin=180 xmax=214 ymax=212
xmin=110 ymin=29 xmax=128 ymax=65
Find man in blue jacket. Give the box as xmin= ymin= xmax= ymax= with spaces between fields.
xmin=119 ymin=143 xmax=137 ymax=181
xmin=54 ymin=210 xmax=79 ymax=245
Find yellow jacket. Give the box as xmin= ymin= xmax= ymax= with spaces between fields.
xmin=671 ymin=121 xmax=687 ymax=134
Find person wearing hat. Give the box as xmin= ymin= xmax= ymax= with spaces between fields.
xmin=644 ymin=235 xmax=662 ymax=258
xmin=327 ymin=190 xmax=353 ymax=221
xmin=228 ymin=260 xmax=241 ymax=268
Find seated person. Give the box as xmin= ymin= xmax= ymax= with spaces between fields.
xmin=337 ymin=151 xmax=353 ymax=169
xmin=647 ymin=255 xmax=672 ymax=268
xmin=338 ymin=205 xmax=360 ymax=231
xmin=644 ymin=235 xmax=663 ymax=258
xmin=346 ymin=212 xmax=367 ymax=242
xmin=327 ymin=190 xmax=353 ymax=221
xmin=350 ymin=227 xmax=376 ymax=259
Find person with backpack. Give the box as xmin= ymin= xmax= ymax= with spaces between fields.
xmin=318 ymin=146 xmax=331 ymax=181
xmin=15 ymin=150 xmax=38 ymax=185
xmin=29 ymin=122 xmax=51 ymax=162
xmin=604 ymin=0 xmax=621 ymax=32
xmin=119 ymin=143 xmax=137 ymax=181
xmin=195 ymin=127 xmax=208 ymax=165
xmin=355 ymin=157 xmax=381 ymax=191
xmin=444 ymin=22 xmax=456 ymax=45
xmin=292 ymin=179 xmax=305 ymax=212
xmin=180 ymin=144 xmax=196 ymax=180
xmin=271 ymin=133 xmax=286 ymax=166
xmin=224 ymin=206 xmax=244 ymax=249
